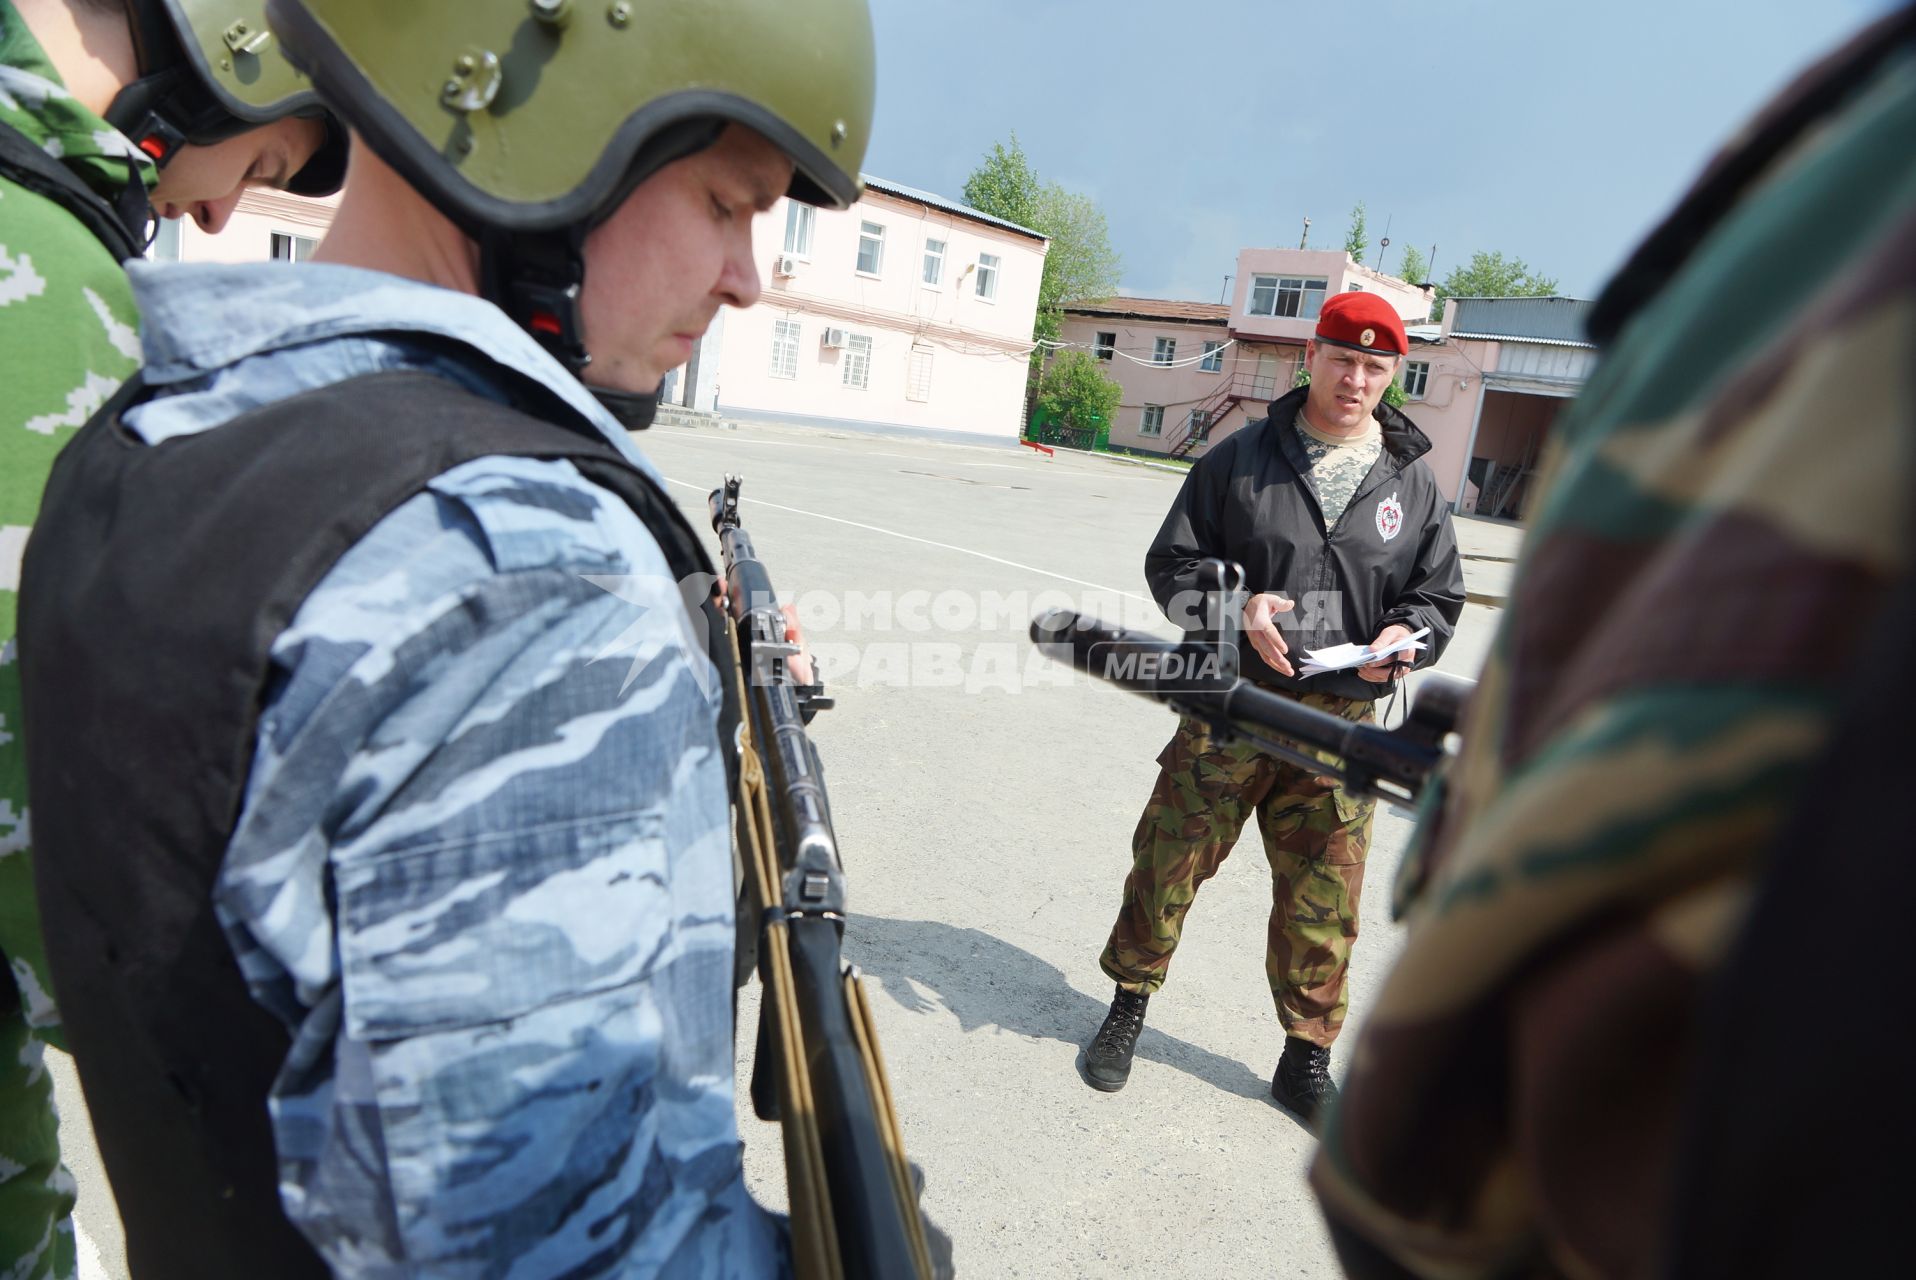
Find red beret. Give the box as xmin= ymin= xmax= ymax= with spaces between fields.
xmin=1314 ymin=292 xmax=1408 ymax=357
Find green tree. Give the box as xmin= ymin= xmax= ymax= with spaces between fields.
xmin=963 ymin=134 xmax=1123 ymax=348
xmin=1035 ymin=350 xmax=1122 ymax=440
xmin=1344 ymin=201 xmax=1369 ymax=261
xmin=961 ymin=133 xmax=1042 ymax=232
xmin=1396 ymin=243 xmax=1429 ymax=286
xmin=1432 ymin=249 xmax=1558 ymax=320
xmin=1028 ymin=185 xmax=1122 ymax=342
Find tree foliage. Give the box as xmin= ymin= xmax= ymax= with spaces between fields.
xmin=1036 ymin=350 xmax=1122 ymax=432
xmin=1395 ymin=244 xmax=1429 ymax=287
xmin=1344 ymin=201 xmax=1369 ymax=261
xmin=962 ymin=133 xmax=1122 ymax=346
xmin=961 ymin=134 xmax=1043 ymax=233
xmin=1432 ymin=250 xmax=1558 ymax=320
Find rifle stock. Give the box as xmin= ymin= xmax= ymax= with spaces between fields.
xmin=709 ymin=476 xmax=934 ymax=1280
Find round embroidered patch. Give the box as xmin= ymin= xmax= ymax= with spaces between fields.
xmin=1376 ymin=492 xmax=1404 ymax=541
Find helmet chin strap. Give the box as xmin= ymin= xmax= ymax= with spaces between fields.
xmin=478 ymin=227 xmax=660 ymax=431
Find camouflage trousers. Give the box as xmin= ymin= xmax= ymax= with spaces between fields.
xmin=1100 ymin=694 xmax=1377 ymax=1049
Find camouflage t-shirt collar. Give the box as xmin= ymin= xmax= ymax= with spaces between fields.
xmin=0 ymin=0 xmax=155 ymax=198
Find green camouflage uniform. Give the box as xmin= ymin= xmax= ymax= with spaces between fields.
xmin=1102 ymin=675 xmax=1378 ymax=1049
xmin=1 ymin=5 xmax=155 ymax=1276
xmin=1311 ymin=14 xmax=1916 ymax=1278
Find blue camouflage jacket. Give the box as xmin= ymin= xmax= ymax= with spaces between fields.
xmin=123 ymin=261 xmax=784 ymax=1278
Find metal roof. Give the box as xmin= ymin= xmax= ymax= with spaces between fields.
xmin=1446 ymin=296 xmax=1596 ymax=347
xmin=1065 ymin=297 xmax=1230 ymax=324
xmin=860 ymin=176 xmax=1048 ymax=243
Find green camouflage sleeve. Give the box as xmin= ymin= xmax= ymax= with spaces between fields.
xmin=1312 ymin=33 xmax=1916 ymax=1279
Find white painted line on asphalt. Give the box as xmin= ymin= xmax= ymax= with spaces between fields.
xmin=660 ymin=477 xmax=1152 ymax=602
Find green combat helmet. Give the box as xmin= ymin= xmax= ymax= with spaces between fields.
xmin=106 ymin=1 xmax=347 ymax=196
xmin=264 ymin=0 xmax=875 ymax=398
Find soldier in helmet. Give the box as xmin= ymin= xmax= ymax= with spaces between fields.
xmin=1 ymin=3 xmax=341 ymax=1277
xmin=14 ymin=0 xmax=877 ymax=1275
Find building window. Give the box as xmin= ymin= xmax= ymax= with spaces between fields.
xmin=1153 ymin=337 xmax=1177 ymax=366
xmin=147 ymin=217 xmax=182 ymax=262
xmin=1140 ymin=405 xmax=1165 ymax=437
xmin=1200 ymin=341 xmax=1224 ymax=372
xmin=1247 ymin=274 xmax=1328 ymax=319
xmin=856 ymin=222 xmax=885 ymax=276
xmin=975 ymin=253 xmax=999 ymax=300
xmin=1189 ymin=408 xmax=1213 ymax=437
xmin=270 ymin=231 xmax=316 ymax=262
xmin=770 ymin=319 xmax=801 ymax=380
xmin=1094 ymin=331 xmax=1116 ymax=360
xmin=922 ymin=238 xmax=945 ymax=287
xmin=843 ymin=333 xmax=873 ymax=389
xmin=1402 ymin=359 xmax=1430 ymax=400
xmin=784 ymin=203 xmax=814 ymax=257
xmin=907 ymin=343 xmax=934 ymax=402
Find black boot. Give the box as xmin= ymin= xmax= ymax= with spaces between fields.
xmin=1083 ymin=986 xmax=1150 ymax=1092
xmin=1271 ymin=1036 xmax=1337 ymax=1123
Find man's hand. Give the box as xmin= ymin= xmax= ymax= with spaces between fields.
xmin=1241 ymin=592 xmax=1295 ymax=676
xmin=781 ymin=603 xmax=815 ymax=687
xmin=1357 ymin=623 xmax=1414 ymax=684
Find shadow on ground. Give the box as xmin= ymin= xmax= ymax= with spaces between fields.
xmin=846 ymin=914 xmax=1272 ymax=1104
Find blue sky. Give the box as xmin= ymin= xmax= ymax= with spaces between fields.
xmin=862 ymin=0 xmax=1893 ymax=303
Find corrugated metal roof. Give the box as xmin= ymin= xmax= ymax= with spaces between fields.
xmin=860 ymin=176 xmax=1047 ymax=242
xmin=1447 ymin=296 xmax=1596 ymax=347
xmin=1064 ymin=297 xmax=1231 ymax=324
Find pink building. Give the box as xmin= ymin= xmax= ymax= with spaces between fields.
xmin=1401 ymin=296 xmax=1597 ymax=518
xmin=159 ymin=180 xmax=1050 ymax=445
xmin=694 ymin=177 xmax=1047 ymax=440
xmin=1059 ymin=248 xmax=1434 ymax=460
xmin=1052 ymin=299 xmax=1231 ymax=453
xmin=150 ymin=186 xmax=334 ymax=264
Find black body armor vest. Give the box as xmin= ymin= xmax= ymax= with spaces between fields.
xmin=18 ymin=370 xmax=720 ymax=1277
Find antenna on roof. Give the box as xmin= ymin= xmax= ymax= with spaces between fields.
xmin=1299 ymin=217 xmax=1311 ymax=250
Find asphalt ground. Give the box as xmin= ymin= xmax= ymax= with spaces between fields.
xmin=52 ymin=416 xmax=1507 ymax=1279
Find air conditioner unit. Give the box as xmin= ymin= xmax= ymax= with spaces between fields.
xmin=821 ymin=327 xmax=848 ymax=348
xmin=773 ymin=253 xmax=799 ymax=277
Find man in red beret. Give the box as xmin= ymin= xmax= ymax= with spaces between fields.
xmin=1080 ymin=290 xmax=1465 ymax=1124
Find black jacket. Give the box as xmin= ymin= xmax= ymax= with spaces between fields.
xmin=1145 ymin=386 xmax=1466 ymax=701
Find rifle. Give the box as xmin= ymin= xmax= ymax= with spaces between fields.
xmin=1028 ymin=560 xmax=1470 ymax=807
xmin=708 ymin=476 xmax=936 ymax=1280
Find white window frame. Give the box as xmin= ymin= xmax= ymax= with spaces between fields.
xmin=1275 ymin=275 xmax=1329 ymax=319
xmin=1403 ymin=359 xmax=1431 ymax=400
xmin=921 ymin=238 xmax=945 ymax=288
xmin=1094 ymin=331 xmax=1116 ymax=361
xmin=1153 ymin=337 xmax=1177 ymax=366
xmin=147 ymin=217 xmax=183 ymax=262
xmin=856 ymin=222 xmax=885 ymax=277
xmin=843 ymin=333 xmax=873 ymax=389
xmin=1140 ymin=405 xmax=1165 ymax=437
xmin=974 ymin=253 xmax=1000 ymax=301
xmin=783 ymin=203 xmax=815 ymax=258
xmin=906 ymin=342 xmax=934 ymax=402
xmin=270 ymin=231 xmax=316 ymax=262
xmin=1246 ymin=273 xmax=1329 ymax=319
xmin=1200 ymin=341 xmax=1224 ymax=373
xmin=1248 ymin=274 xmax=1280 ymax=316
xmin=770 ymin=318 xmax=801 ymax=380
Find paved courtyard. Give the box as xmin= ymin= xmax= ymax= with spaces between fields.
xmin=54 ymin=416 xmax=1511 ymax=1279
